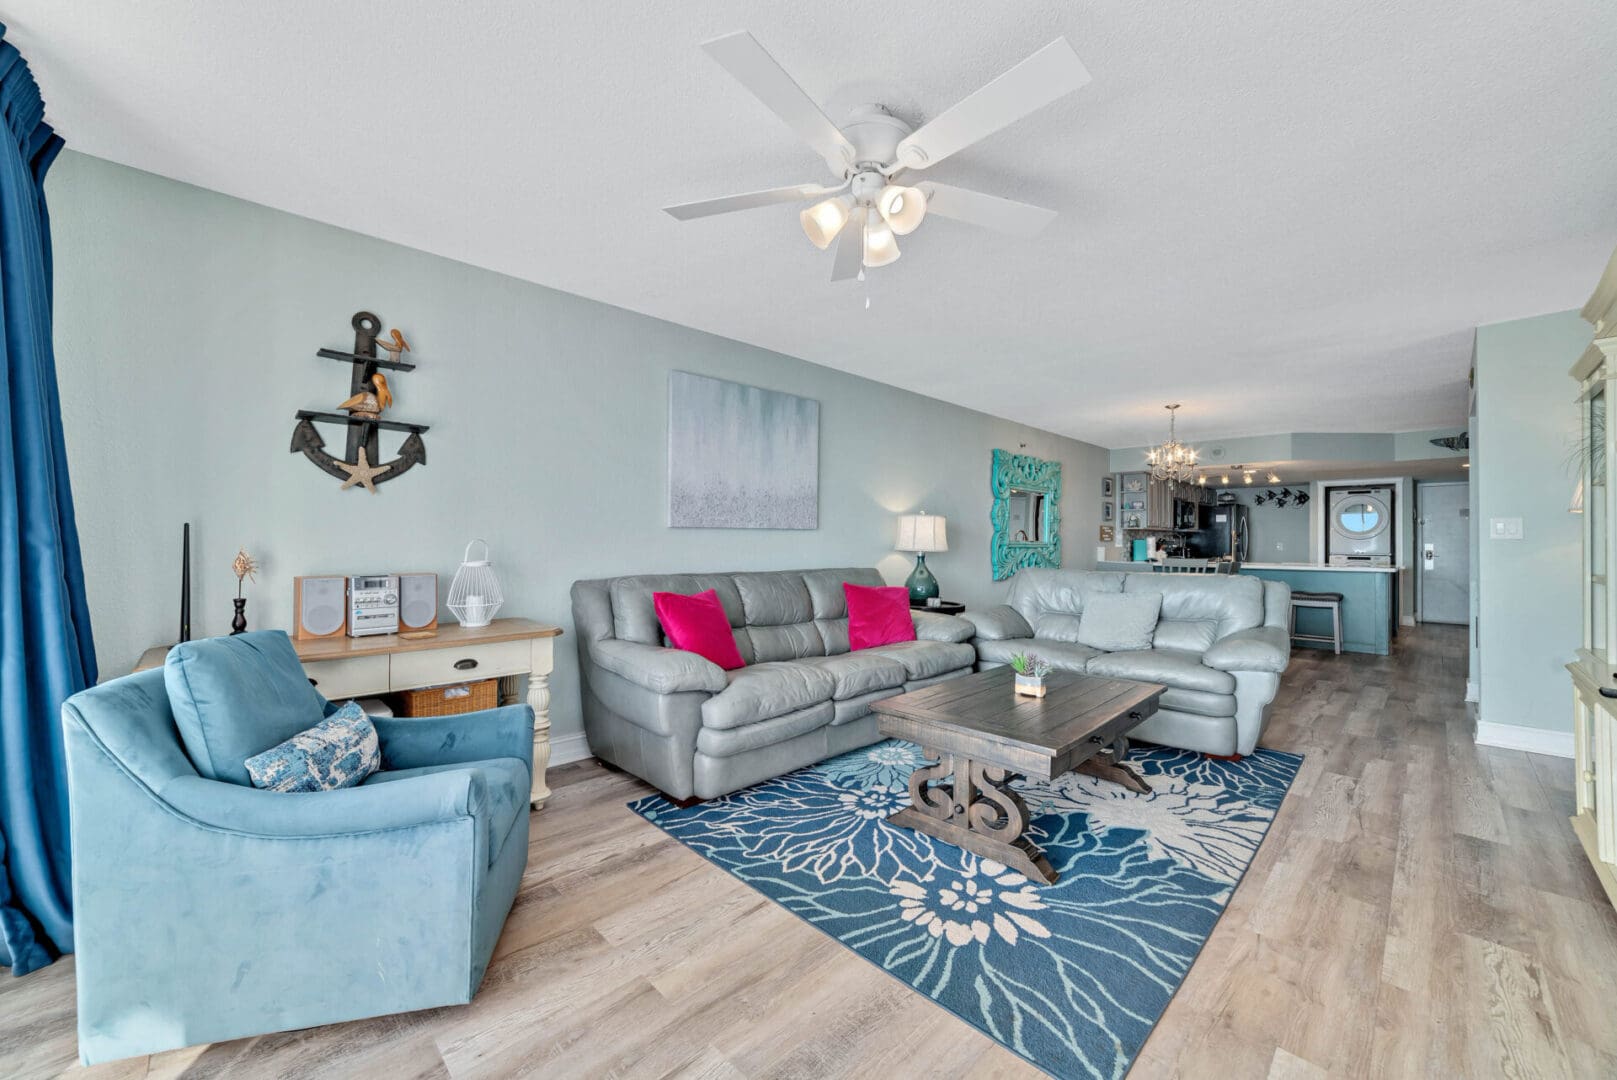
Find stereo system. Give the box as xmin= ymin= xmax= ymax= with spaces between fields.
xmin=294 ymin=572 xmax=439 ymax=639
xmin=348 ymin=574 xmax=400 ymax=637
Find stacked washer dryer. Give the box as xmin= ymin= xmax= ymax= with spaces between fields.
xmin=1326 ymin=485 xmax=1394 ymax=566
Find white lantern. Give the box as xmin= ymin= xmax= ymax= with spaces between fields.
xmin=447 ymin=538 xmax=504 ymax=628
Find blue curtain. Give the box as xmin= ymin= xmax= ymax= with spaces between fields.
xmin=0 ymin=25 xmax=96 ymax=976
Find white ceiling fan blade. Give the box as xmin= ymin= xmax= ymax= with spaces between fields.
xmin=664 ymin=182 xmax=842 ymax=221
xmin=919 ymin=183 xmax=1057 ymax=236
xmin=703 ymin=31 xmax=857 ymax=172
xmin=894 ymin=39 xmax=1090 ymax=170
xmin=831 ymin=207 xmax=866 ymax=281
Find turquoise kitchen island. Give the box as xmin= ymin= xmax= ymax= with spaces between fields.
xmin=1236 ymin=562 xmax=1397 ymax=655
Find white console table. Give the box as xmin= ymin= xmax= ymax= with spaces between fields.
xmin=135 ymin=618 xmax=564 ymax=809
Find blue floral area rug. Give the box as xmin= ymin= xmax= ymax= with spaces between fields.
xmin=630 ymin=739 xmax=1302 ymax=1079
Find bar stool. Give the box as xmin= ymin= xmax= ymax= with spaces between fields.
xmin=1290 ymin=590 xmax=1343 ymax=654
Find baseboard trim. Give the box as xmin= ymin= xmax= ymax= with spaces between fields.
xmin=549 ymin=731 xmax=593 ymax=766
xmin=1400 ymin=614 xmax=1416 ymax=627
xmin=1475 ymin=720 xmax=1574 ymax=759
xmin=1464 ymin=680 xmax=1480 ymax=703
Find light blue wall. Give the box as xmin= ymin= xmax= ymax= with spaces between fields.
xmin=1475 ymin=310 xmax=1586 ymax=733
xmin=46 ymin=152 xmax=1110 ymax=742
xmin=1222 ymin=489 xmax=1311 ymax=560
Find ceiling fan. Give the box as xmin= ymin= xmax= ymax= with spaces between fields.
xmin=663 ymin=31 xmax=1091 ymax=281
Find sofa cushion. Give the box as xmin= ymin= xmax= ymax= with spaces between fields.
xmin=1077 ymin=593 xmax=1162 ymax=652
xmin=702 ymin=661 xmax=836 ymax=730
xmin=803 ymin=567 xmax=885 ymax=618
xmin=975 ymin=638 xmax=1099 ymax=672
xmin=243 ymin=700 xmax=381 ymax=792
xmin=799 ymin=652 xmax=908 ymax=699
xmin=1159 ymin=687 xmax=1239 ymax=718
xmin=1007 ymin=568 xmax=1127 ymax=630
xmin=735 ymin=572 xmax=814 ymax=626
xmin=864 ymin=640 xmax=976 ymax=681
xmin=846 ymin=583 xmax=916 ymax=650
xmin=696 ymin=702 xmax=835 ymax=758
xmin=611 ymin=574 xmax=745 ymax=645
xmin=1085 ymin=648 xmax=1236 ymax=695
xmin=164 ymin=630 xmax=328 ymax=786
xmin=363 ymin=756 xmax=528 ymax=865
xmin=653 ymin=589 xmax=746 ymax=670
xmin=1123 ymin=573 xmax=1265 ymax=641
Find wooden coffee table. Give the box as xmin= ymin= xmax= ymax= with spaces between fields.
xmin=872 ymin=667 xmax=1165 ymax=884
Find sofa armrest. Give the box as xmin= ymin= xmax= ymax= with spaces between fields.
xmin=159 ymin=769 xmax=482 ymax=838
xmin=969 ymin=604 xmax=1033 ymax=642
xmin=588 ymin=638 xmax=727 ymax=695
xmin=374 ymin=704 xmax=534 ymax=773
xmin=1203 ymin=626 xmax=1291 ymax=673
xmin=912 ymin=611 xmax=976 ymax=643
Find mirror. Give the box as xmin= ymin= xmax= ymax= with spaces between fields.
xmin=990 ymin=450 xmax=1063 ymax=580
xmin=1006 ymin=489 xmax=1046 ymax=542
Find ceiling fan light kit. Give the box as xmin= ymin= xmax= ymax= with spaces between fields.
xmin=863 ymin=216 xmax=901 ymax=268
xmin=664 ymin=30 xmax=1090 ymax=281
xmin=800 ymin=196 xmax=850 ymax=249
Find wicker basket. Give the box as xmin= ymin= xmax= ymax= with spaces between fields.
xmin=393 ymin=678 xmax=498 ymax=717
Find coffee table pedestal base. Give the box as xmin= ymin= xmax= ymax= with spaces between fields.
xmin=889 ymin=739 xmax=1153 ymax=886
xmin=886 ymin=805 xmax=1058 ymax=884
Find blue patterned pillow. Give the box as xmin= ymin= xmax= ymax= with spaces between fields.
xmin=244 ymin=701 xmax=380 ymax=793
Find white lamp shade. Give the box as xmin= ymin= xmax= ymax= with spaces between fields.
xmin=800 ymin=197 xmax=850 ymax=250
xmin=862 ymin=217 xmax=900 ymax=267
xmin=896 ymin=513 xmax=948 ymax=552
xmin=877 ymin=184 xmax=926 ymax=235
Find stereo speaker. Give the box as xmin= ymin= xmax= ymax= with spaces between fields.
xmin=293 ymin=575 xmax=348 ymax=640
xmin=398 ymin=572 xmax=439 ymax=632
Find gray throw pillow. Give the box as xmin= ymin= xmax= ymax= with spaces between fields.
xmin=1077 ymin=593 xmax=1162 ymax=652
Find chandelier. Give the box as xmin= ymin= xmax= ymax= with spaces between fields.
xmin=1145 ymin=404 xmax=1198 ymax=483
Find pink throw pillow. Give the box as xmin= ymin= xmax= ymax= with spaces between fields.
xmin=653 ymin=589 xmax=745 ymax=670
xmin=845 ymin=582 xmax=916 ymax=651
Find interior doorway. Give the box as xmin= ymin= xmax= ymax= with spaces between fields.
xmin=1417 ymin=481 xmax=1470 ymax=624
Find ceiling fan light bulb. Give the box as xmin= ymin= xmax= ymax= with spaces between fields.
xmin=863 ymin=218 xmax=900 ymax=267
xmin=800 ymin=197 xmax=850 ymax=250
xmin=877 ymin=184 xmax=927 ymax=235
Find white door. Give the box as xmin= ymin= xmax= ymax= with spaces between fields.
xmin=1418 ymin=482 xmax=1470 ymax=624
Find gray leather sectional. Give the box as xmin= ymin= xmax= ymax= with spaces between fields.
xmin=970 ymin=568 xmax=1292 ymax=757
xmin=571 ymin=568 xmax=976 ymax=801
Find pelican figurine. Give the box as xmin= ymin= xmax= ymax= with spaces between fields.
xmin=377 ymin=329 xmax=411 ymax=363
xmin=337 ymin=371 xmax=393 ymax=420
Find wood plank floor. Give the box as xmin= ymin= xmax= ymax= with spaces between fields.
xmin=6 ymin=625 xmax=1616 ymax=1078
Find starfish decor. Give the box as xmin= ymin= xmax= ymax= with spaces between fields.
xmin=337 ymin=447 xmax=391 ymax=494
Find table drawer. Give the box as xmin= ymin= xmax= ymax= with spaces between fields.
xmin=389 ymin=640 xmax=532 ymax=691
xmin=302 ymin=655 xmax=389 ymax=700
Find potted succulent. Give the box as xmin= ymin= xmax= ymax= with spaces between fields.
xmin=1010 ymin=652 xmax=1052 ymax=698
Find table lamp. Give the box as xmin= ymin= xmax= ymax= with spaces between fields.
xmin=896 ymin=512 xmax=948 ymax=601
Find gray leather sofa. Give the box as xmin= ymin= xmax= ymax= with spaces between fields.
xmin=971 ymin=568 xmax=1292 ymax=757
xmin=571 ymin=568 xmax=976 ymax=801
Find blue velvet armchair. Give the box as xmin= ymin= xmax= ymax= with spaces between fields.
xmin=61 ymin=644 xmax=534 ymax=1065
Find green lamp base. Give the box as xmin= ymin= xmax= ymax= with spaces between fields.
xmin=905 ymin=553 xmax=940 ymax=602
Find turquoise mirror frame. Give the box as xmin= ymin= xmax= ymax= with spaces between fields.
xmin=990 ymin=449 xmax=1063 ymax=580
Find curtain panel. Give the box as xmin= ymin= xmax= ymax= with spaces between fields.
xmin=0 ymin=24 xmax=96 ymax=976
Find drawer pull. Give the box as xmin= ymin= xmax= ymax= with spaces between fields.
xmin=453 ymin=658 xmax=479 ymax=671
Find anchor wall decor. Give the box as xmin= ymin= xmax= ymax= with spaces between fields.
xmin=290 ymin=311 xmax=430 ymax=493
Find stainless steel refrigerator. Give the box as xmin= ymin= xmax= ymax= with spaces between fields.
xmin=1187 ymin=503 xmax=1249 ymax=560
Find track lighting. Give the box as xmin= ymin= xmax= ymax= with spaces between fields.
xmin=800 ymin=197 xmax=851 ymax=250
xmin=877 ymin=184 xmax=927 ymax=235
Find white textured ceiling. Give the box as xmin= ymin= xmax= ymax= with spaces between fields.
xmin=12 ymin=3 xmax=1617 ymax=447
